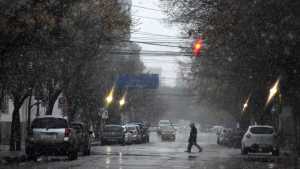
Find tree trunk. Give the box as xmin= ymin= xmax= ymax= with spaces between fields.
xmin=9 ymin=94 xmax=28 ymax=151
xmin=27 ymin=94 xmax=32 ymax=133
xmin=9 ymin=103 xmax=21 ymax=151
xmin=46 ymin=90 xmax=62 ymax=115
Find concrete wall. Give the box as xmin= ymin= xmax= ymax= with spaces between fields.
xmin=0 ymin=94 xmax=64 ymax=145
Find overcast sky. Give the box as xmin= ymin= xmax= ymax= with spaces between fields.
xmin=131 ymin=0 xmax=185 ymax=87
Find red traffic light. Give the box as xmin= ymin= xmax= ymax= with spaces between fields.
xmin=192 ymin=38 xmax=203 ymax=57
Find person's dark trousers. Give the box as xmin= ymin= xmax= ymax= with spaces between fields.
xmin=187 ymin=141 xmax=202 ymax=152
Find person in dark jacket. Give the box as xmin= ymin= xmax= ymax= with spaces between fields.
xmin=186 ymin=123 xmax=202 ymax=153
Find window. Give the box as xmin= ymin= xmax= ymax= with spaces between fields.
xmin=0 ymin=94 xmax=9 ymax=114
xmin=31 ymin=118 xmax=68 ymax=129
xmin=250 ymin=127 xmax=274 ymax=134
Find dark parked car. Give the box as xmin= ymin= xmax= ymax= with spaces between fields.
xmin=227 ymin=128 xmax=244 ymax=148
xmin=25 ymin=116 xmax=79 ymax=161
xmin=101 ymin=125 xmax=125 ymax=145
xmin=71 ymin=122 xmax=92 ymax=155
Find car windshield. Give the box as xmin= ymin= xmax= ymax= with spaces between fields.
xmin=250 ymin=127 xmax=274 ymax=134
xmin=104 ymin=126 xmax=123 ymax=132
xmin=159 ymin=122 xmax=170 ymax=126
xmin=31 ymin=118 xmax=68 ymax=129
xmin=127 ymin=127 xmax=136 ymax=131
xmin=71 ymin=124 xmax=83 ymax=130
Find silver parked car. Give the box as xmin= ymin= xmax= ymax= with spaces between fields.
xmin=25 ymin=116 xmax=79 ymax=160
xmin=123 ymin=124 xmax=142 ymax=144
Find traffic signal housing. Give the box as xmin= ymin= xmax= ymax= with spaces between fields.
xmin=192 ymin=38 xmax=203 ymax=57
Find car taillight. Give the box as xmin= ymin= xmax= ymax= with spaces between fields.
xmin=246 ymin=134 xmax=251 ymax=138
xmin=65 ymin=128 xmax=71 ymax=137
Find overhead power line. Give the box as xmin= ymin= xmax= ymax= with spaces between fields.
xmin=132 ymin=31 xmax=188 ymax=39
xmin=132 ymin=15 xmax=166 ymax=21
xmin=122 ymin=40 xmax=190 ymax=48
xmin=132 ymin=5 xmax=162 ymax=12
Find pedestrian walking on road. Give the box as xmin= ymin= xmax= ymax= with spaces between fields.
xmin=186 ymin=123 xmax=202 ymax=153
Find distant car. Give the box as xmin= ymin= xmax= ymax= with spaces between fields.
xmin=158 ymin=120 xmax=172 ymax=134
xmin=25 ymin=116 xmax=79 ymax=161
xmin=101 ymin=125 xmax=125 ymax=145
xmin=160 ymin=125 xmax=176 ymax=141
xmin=211 ymin=125 xmax=224 ymax=135
xmin=241 ymin=125 xmax=279 ymax=156
xmin=123 ymin=124 xmax=142 ymax=143
xmin=227 ymin=128 xmax=244 ymax=148
xmin=71 ymin=122 xmax=93 ymax=155
xmin=217 ymin=128 xmax=229 ymax=145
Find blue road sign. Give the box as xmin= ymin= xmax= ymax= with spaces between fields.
xmin=116 ymin=74 xmax=159 ymax=89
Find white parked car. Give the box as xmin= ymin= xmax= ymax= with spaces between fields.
xmin=123 ymin=124 xmax=142 ymax=144
xmin=241 ymin=125 xmax=279 ymax=156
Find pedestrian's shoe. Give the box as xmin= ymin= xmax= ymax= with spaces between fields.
xmin=185 ymin=150 xmax=191 ymax=153
xmin=199 ymin=147 xmax=203 ymax=152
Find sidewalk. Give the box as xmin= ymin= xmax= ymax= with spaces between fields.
xmin=0 ymin=145 xmax=26 ymax=165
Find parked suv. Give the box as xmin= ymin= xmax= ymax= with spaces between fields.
xmin=71 ymin=122 xmax=92 ymax=155
xmin=241 ymin=125 xmax=279 ymax=156
xmin=25 ymin=116 xmax=79 ymax=160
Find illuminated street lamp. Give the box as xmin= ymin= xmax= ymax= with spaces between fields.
xmin=242 ymin=95 xmax=251 ymax=113
xmin=119 ymin=97 xmax=126 ymax=107
xmin=119 ymin=91 xmax=127 ymax=108
xmin=266 ymin=79 xmax=280 ymax=106
xmin=105 ymin=86 xmax=115 ymax=106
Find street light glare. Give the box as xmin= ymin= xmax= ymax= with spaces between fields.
xmin=106 ymin=95 xmax=113 ymax=104
xmin=266 ymin=79 xmax=280 ymax=105
xmin=119 ymin=90 xmax=127 ymax=107
xmin=119 ymin=98 xmax=125 ymax=107
xmin=105 ymin=86 xmax=115 ymax=105
xmin=242 ymin=96 xmax=250 ymax=112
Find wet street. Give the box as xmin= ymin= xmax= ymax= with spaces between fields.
xmin=1 ymin=131 xmax=295 ymax=169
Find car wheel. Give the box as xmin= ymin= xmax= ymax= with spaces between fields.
xmin=241 ymin=146 xmax=248 ymax=155
xmin=68 ymin=150 xmax=78 ymax=160
xmin=272 ymin=149 xmax=279 ymax=156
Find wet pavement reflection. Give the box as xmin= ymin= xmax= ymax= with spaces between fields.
xmin=0 ymin=132 xmax=297 ymax=169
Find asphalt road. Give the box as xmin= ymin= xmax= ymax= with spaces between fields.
xmin=1 ymin=130 xmax=296 ymax=169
